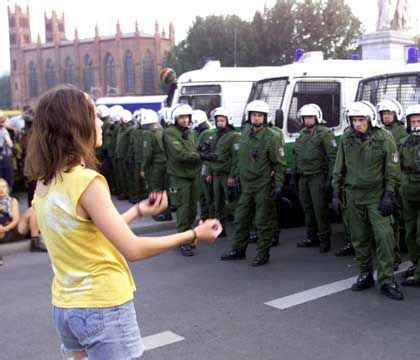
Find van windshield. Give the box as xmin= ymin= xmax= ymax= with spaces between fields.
xmin=356 ymin=73 xmax=420 ymax=108
xmin=247 ymin=78 xmax=288 ymax=126
xmin=178 ymin=85 xmax=221 ymax=118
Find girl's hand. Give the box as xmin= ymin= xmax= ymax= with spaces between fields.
xmin=138 ymin=191 xmax=168 ymax=217
xmin=193 ymin=219 xmax=222 ymax=243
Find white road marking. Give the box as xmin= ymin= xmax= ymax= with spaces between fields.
xmin=265 ymin=261 xmax=411 ymax=310
xmin=143 ymin=331 xmax=185 ymax=351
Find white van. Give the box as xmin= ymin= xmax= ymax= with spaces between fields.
xmin=356 ymin=62 xmax=420 ymax=108
xmin=168 ymin=61 xmax=279 ymax=126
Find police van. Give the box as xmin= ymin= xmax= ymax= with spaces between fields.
xmin=96 ymin=95 xmax=166 ymax=113
xmin=356 ymin=61 xmax=420 ymax=109
xmin=167 ymin=60 xmax=280 ymax=126
xmin=244 ymin=51 xmax=403 ymax=169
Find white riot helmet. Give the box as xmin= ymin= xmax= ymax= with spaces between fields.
xmin=245 ymin=100 xmax=271 ymax=123
xmin=404 ymin=104 xmax=420 ymax=133
xmin=170 ymin=104 xmax=193 ymax=125
xmin=191 ymin=110 xmax=208 ymax=129
xmin=345 ymin=101 xmax=379 ymax=128
xmin=120 ymin=109 xmax=133 ymax=124
xmin=110 ymin=105 xmax=124 ymax=123
xmin=213 ymin=107 xmax=233 ymax=126
xmin=96 ymin=104 xmax=110 ymax=119
xmin=140 ymin=109 xmax=159 ymax=126
xmin=132 ymin=109 xmax=143 ymax=125
xmin=297 ymin=104 xmax=326 ymax=124
xmin=377 ymin=99 xmax=404 ymax=123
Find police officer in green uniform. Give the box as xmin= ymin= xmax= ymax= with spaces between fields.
xmin=126 ymin=112 xmax=142 ymax=203
xmin=140 ymin=109 xmax=172 ymax=221
xmin=114 ymin=109 xmax=133 ymax=200
xmin=109 ymin=105 xmax=124 ymax=195
xmin=293 ymin=104 xmax=337 ymax=253
xmin=163 ymin=104 xmax=201 ymax=256
xmin=96 ymin=105 xmax=116 ymax=193
xmin=192 ymin=110 xmax=215 ymax=220
xmin=332 ymin=101 xmax=404 ymax=300
xmin=399 ymin=104 xmax=420 ymax=287
xmin=221 ymin=100 xmax=286 ymax=266
xmin=202 ymin=107 xmax=240 ymax=237
xmin=377 ymin=99 xmax=406 ymax=270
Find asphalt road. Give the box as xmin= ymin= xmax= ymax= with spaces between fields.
xmin=1 ymin=224 xmax=419 ymax=360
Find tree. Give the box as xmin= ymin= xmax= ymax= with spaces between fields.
xmin=166 ymin=0 xmax=363 ymax=73
xmin=0 ymin=74 xmax=11 ymax=109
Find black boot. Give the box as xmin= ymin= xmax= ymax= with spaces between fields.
xmin=153 ymin=212 xmax=173 ymax=222
xmin=402 ymin=264 xmax=416 ymax=279
xmin=248 ymin=231 xmax=258 ymax=243
xmin=296 ymin=236 xmax=320 ymax=248
xmin=180 ymin=244 xmax=193 ymax=257
xmin=401 ymin=276 xmax=420 ymax=287
xmin=334 ymin=242 xmax=355 ymax=257
xmin=319 ymin=238 xmax=331 ymax=253
xmin=251 ymin=253 xmax=270 ymax=266
xmin=30 ymin=237 xmax=48 ymax=253
xmin=220 ymin=249 xmax=246 ymax=261
xmin=0 ymin=255 xmax=3 ymax=266
xmin=380 ymin=282 xmax=404 ymax=300
xmin=271 ymin=231 xmax=280 ymax=247
xmin=351 ymin=271 xmax=374 ymax=291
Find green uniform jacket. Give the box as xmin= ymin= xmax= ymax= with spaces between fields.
xmin=385 ymin=122 xmax=407 ymax=146
xmin=115 ymin=124 xmax=133 ymax=160
xmin=142 ymin=125 xmax=166 ymax=173
xmin=163 ymin=125 xmax=200 ymax=179
xmin=293 ymin=124 xmax=337 ymax=178
xmin=237 ymin=126 xmax=286 ymax=188
xmin=399 ymin=135 xmax=420 ymax=198
xmin=332 ymin=127 xmax=401 ymax=202
xmin=197 ymin=128 xmax=215 ymax=177
xmin=209 ymin=128 xmax=241 ymax=178
xmin=108 ymin=123 xmax=120 ymax=159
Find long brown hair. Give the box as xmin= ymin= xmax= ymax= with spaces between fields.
xmin=24 ymin=84 xmax=98 ymax=184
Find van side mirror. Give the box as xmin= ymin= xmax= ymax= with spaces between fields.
xmin=275 ymin=109 xmax=284 ymax=128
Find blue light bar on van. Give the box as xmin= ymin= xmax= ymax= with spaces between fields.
xmin=294 ymin=48 xmax=305 ymax=62
xmin=351 ymin=54 xmax=361 ymax=60
xmin=407 ymin=47 xmax=418 ymax=64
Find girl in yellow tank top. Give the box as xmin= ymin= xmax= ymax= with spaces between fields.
xmin=25 ymin=85 xmax=222 ymax=360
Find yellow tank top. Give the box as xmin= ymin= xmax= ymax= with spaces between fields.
xmin=33 ymin=165 xmax=136 ymax=308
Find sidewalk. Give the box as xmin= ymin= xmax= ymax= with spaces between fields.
xmin=0 ymin=195 xmax=177 ymax=257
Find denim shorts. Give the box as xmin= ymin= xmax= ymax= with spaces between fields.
xmin=52 ymin=300 xmax=144 ymax=359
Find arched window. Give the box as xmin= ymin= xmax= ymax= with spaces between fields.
xmin=45 ymin=59 xmax=57 ymax=89
xmin=104 ymin=53 xmax=117 ymax=89
xmin=143 ymin=51 xmax=155 ymax=95
xmin=83 ymin=54 xmax=95 ymax=92
xmin=64 ymin=57 xmax=77 ymax=85
xmin=28 ymin=61 xmax=38 ymax=98
xmin=124 ymin=51 xmax=135 ymax=93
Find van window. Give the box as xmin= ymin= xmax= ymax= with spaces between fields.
xmin=248 ymin=78 xmax=288 ymax=123
xmin=287 ymin=81 xmax=341 ymax=134
xmin=357 ymin=74 xmax=420 ymax=108
xmin=179 ymin=85 xmax=221 ymax=117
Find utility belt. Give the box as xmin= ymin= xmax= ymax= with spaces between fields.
xmin=401 ymin=167 xmax=420 ymax=174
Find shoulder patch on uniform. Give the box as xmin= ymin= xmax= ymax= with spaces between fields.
xmin=234 ymin=143 xmax=240 ymax=151
xmin=279 ymin=147 xmax=285 ymax=157
xmin=392 ymin=152 xmax=399 ymax=164
xmin=331 ymin=139 xmax=337 ymax=147
xmin=143 ymin=140 xmax=148 ymax=147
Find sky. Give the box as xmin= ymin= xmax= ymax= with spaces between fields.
xmin=0 ymin=0 xmax=419 ymax=75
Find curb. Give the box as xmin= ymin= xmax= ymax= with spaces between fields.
xmin=0 ymin=221 xmax=178 ymax=258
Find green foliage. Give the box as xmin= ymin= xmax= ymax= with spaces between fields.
xmin=0 ymin=74 xmax=11 ymax=109
xmin=166 ymin=0 xmax=363 ymax=73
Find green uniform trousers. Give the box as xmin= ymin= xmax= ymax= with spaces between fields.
xmin=213 ymin=174 xmax=229 ymax=225
xmin=174 ymin=177 xmax=198 ymax=232
xmin=298 ymin=173 xmax=330 ymax=240
xmin=198 ymin=175 xmax=214 ymax=220
xmin=402 ymin=198 xmax=420 ymax=280
xmin=347 ymin=194 xmax=395 ymax=286
xmin=232 ymin=184 xmax=273 ymax=256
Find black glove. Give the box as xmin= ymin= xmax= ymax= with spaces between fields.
xmin=378 ymin=191 xmax=399 ymax=217
xmin=332 ymin=192 xmax=341 ymax=215
xmin=200 ymin=152 xmax=218 ymax=162
xmin=272 ymin=185 xmax=283 ymax=201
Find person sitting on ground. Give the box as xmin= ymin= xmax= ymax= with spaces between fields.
xmin=0 ymin=177 xmax=46 ymax=252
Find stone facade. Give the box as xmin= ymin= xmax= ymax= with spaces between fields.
xmin=8 ymin=5 xmax=174 ymax=109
